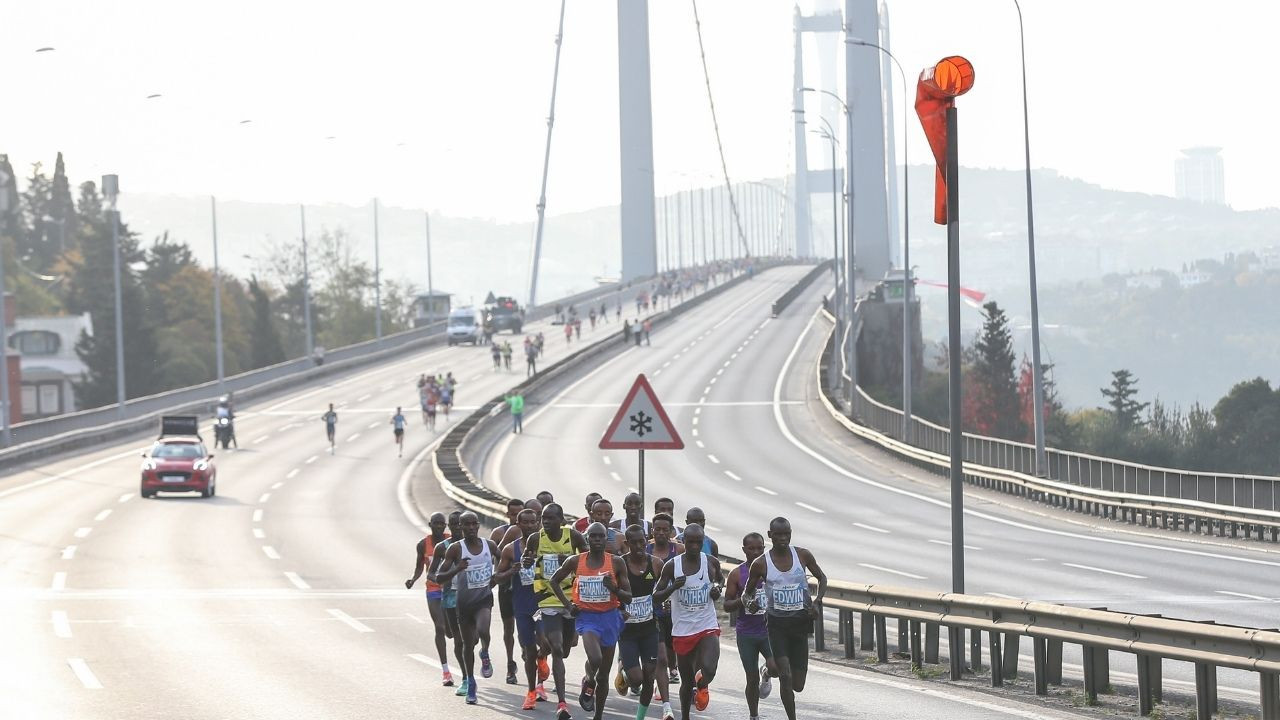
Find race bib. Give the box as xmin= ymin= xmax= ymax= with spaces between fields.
xmin=770 ymin=582 xmax=806 ymax=612
xmin=518 ymin=566 xmax=536 ymax=586
xmin=679 ymin=582 xmax=711 ymax=609
xmin=540 ymin=554 xmax=561 ymax=578
xmin=747 ymin=587 xmax=768 ymax=615
xmin=577 ymin=575 xmax=610 ymax=604
xmin=465 ymin=562 xmax=493 ymax=590
xmin=626 ymin=594 xmax=654 ymax=624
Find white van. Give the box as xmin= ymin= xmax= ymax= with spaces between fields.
xmin=446 ymin=307 xmax=484 ymax=346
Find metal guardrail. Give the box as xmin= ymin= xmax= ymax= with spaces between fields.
xmin=771 ymin=259 xmax=833 ymax=317
xmin=424 ymin=272 xmax=1280 ymax=720
xmin=813 ymin=310 xmax=1280 ymax=542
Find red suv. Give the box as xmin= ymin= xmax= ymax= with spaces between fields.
xmin=140 ymin=437 xmax=217 ymax=498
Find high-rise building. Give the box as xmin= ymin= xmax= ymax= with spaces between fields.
xmin=1174 ymin=147 xmax=1225 ymax=205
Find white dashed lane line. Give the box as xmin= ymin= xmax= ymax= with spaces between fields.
xmin=262 ymin=546 xmax=281 ymax=560
xmin=707 ymin=455 xmax=720 ymax=464
xmin=853 ymin=522 xmax=890 ymax=534
xmin=118 ymin=493 xmax=132 ymax=503
xmin=52 ymin=610 xmax=72 ymax=638
xmin=51 ymin=572 xmax=67 ymax=591
xmin=305 ymin=455 xmax=318 ymax=464
xmin=367 ymin=421 xmax=380 ymax=430
xmin=328 ymin=608 xmax=374 ymax=633
xmin=285 ymin=572 xmax=311 ymax=590
xmin=258 ymin=493 xmax=271 ymax=503
xmin=602 ymin=457 xmax=611 ymax=465
xmin=94 ymin=509 xmax=112 ymax=522
xmin=724 ymin=471 xmax=742 ymax=482
xmin=73 ymin=527 xmax=92 ymax=539
xmin=695 ymin=440 xmax=705 ymax=449
xmin=67 ymin=658 xmax=102 ymax=689
xmin=254 ymin=435 xmax=269 ymax=444
xmin=271 ymin=482 xmax=283 ymax=490
xmin=859 ymin=563 xmax=927 ymax=580
xmin=61 ymin=546 xmax=76 ymax=560
xmin=286 ymin=469 xmax=299 ymax=479
xmin=795 ymin=501 xmax=825 ymax=514
xmin=927 ymin=539 xmax=982 ymax=551
xmin=610 ymin=472 xmax=623 ymax=482
xmin=252 ymin=528 xmax=266 ymax=539
xmin=754 ymin=486 xmax=778 ymax=496
xmin=1062 ymin=562 xmax=1146 ymax=580
xmin=347 ymin=433 xmax=361 ymax=442
xmin=252 ymin=509 xmax=263 ymax=523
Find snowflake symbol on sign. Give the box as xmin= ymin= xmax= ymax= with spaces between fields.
xmin=629 ymin=411 xmax=653 ymax=437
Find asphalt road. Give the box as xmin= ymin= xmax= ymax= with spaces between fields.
xmin=488 ymin=273 xmax=1280 ymax=707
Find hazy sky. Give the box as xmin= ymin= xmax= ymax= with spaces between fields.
xmin=2 ymin=1 xmax=1276 ymax=221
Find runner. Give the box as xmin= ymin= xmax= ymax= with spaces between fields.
xmin=427 ymin=512 xmax=468 ymax=693
xmin=573 ymin=493 xmax=602 ymax=533
xmin=390 ymin=407 xmax=407 ymax=458
xmin=564 ymin=322 xmax=573 ymax=345
xmin=502 ymin=340 xmax=513 ymax=371
xmin=424 ymin=384 xmax=439 ymax=431
xmin=616 ymin=525 xmax=664 ymax=720
xmin=678 ymin=508 xmax=718 ymax=557
xmin=435 ymin=511 xmax=499 ymax=705
xmin=405 ymin=512 xmax=455 ymax=686
xmin=723 ymin=532 xmax=777 ymax=720
xmin=653 ymin=498 xmax=677 ymax=531
xmin=489 ymin=498 xmax=528 ymax=685
xmin=523 ymin=503 xmax=588 ymax=720
xmin=321 ymin=403 xmax=338 ymax=453
xmin=439 ymin=379 xmax=453 ymax=421
xmin=609 ymin=492 xmax=651 ymax=538
xmin=549 ymin=523 xmax=631 ymax=720
xmin=588 ymin=498 xmax=624 ymax=554
xmin=491 ymin=340 xmax=503 ymax=370
xmin=646 ymin=513 xmax=683 ymax=720
xmin=743 ymin=517 xmax=828 ymax=720
xmin=494 ymin=508 xmax=549 ymax=709
xmin=653 ymin=524 xmax=723 ymax=719
xmin=536 ymin=490 xmax=556 ymax=507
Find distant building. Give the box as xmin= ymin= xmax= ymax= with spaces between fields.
xmin=8 ymin=313 xmax=93 ymax=419
xmin=1125 ymin=273 xmax=1164 ymax=290
xmin=412 ymin=291 xmax=452 ymax=328
xmin=1178 ymin=270 xmax=1211 ymax=288
xmin=1174 ymin=147 xmax=1225 ymax=205
xmin=1259 ymin=247 xmax=1280 ymax=272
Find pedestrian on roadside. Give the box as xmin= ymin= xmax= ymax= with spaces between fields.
xmin=506 ymin=391 xmax=525 ymax=434
xmin=622 ymin=320 xmax=632 ymax=345
xmin=643 ymin=319 xmax=652 ymax=346
xmin=564 ymin=322 xmax=573 ymax=345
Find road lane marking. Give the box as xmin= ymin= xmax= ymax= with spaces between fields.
xmin=754 ymin=486 xmax=778 ymax=496
xmin=695 ymin=440 xmax=705 ymax=449
xmin=262 ymin=546 xmax=281 ymax=560
xmin=1061 ymin=562 xmax=1146 ymax=579
xmin=409 ymin=653 xmax=442 ymax=669
xmin=358 ymin=394 xmax=372 ymax=402
xmin=259 ymin=493 xmax=271 ymax=503
xmin=692 ymin=417 xmax=699 ymax=425
xmin=406 ymin=613 xmax=426 ymax=623
xmin=254 ymin=435 xmax=269 ymax=444
xmin=1215 ymin=590 xmax=1272 ymax=601
xmin=707 ymin=454 xmax=720 ymax=464
xmin=52 ymin=572 xmax=67 ymax=591
xmin=67 ymin=658 xmax=102 ymax=689
xmin=853 ymin=522 xmax=890 ymax=534
xmin=252 ymin=509 xmax=263 ymax=523
xmin=62 ymin=546 xmax=76 ymax=560
xmin=284 ymin=572 xmax=310 ymax=590
xmin=691 ymin=428 xmax=699 ymax=437
xmin=986 ymin=592 xmax=1020 ymax=600
xmin=94 ymin=509 xmax=112 ymax=522
xmin=716 ymin=368 xmax=724 ymax=376
xmin=118 ymin=493 xmax=132 ymax=503
xmin=602 ymin=457 xmax=611 ymax=465
xmin=253 ymin=528 xmax=266 ymax=539
xmin=709 ymin=377 xmax=717 ymax=385
xmin=367 ymin=421 xmax=379 ymax=429
xmin=724 ymin=471 xmax=742 ymax=482
xmin=271 ymin=482 xmax=283 ymax=490
xmin=286 ymin=469 xmax=299 ymax=479
xmin=610 ymin=472 xmax=622 ymax=482
xmin=74 ymin=527 xmax=92 ymax=539
xmin=328 ymin=608 xmax=374 ymax=633
xmin=703 ymin=386 xmax=712 ymax=395
xmin=52 ymin=610 xmax=72 ymax=637
xmin=795 ymin=502 xmax=825 ymax=514
xmin=305 ymin=455 xmax=318 ymax=464
xmin=0 ymin=446 xmax=149 ymax=500
xmin=859 ymin=563 xmax=926 ymax=580
xmin=928 ymin=539 xmax=982 ymax=551
xmin=723 ymin=360 xmax=732 ymax=368
xmin=694 ymin=407 xmax=701 ymax=415
xmin=347 ymin=433 xmax=361 ymax=442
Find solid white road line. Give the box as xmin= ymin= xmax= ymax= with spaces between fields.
xmin=1215 ymin=590 xmax=1272 ymax=601
xmin=74 ymin=527 xmax=92 ymax=539
xmin=262 ymin=546 xmax=281 ymax=560
xmin=284 ymin=572 xmax=311 ymax=590
xmin=52 ymin=610 xmax=72 ymax=638
xmin=408 ymin=653 xmax=442 ymax=669
xmin=795 ymin=501 xmax=825 ymax=514
xmin=52 ymin=572 xmax=67 ymax=591
xmin=859 ymin=563 xmax=927 ymax=580
xmin=724 ymin=471 xmax=742 ymax=482
xmin=707 ymin=454 xmax=720 ymax=464
xmin=67 ymin=658 xmax=102 ymax=689
xmin=754 ymin=486 xmax=778 ymax=496
xmin=258 ymin=493 xmax=271 ymax=503
xmin=328 ymin=608 xmax=374 ymax=633
xmin=286 ymin=469 xmax=299 ymax=479
xmin=928 ymin=539 xmax=982 ymax=551
xmin=253 ymin=528 xmax=266 ymax=539
xmin=0 ymin=446 xmax=147 ymax=500
xmin=1061 ymin=562 xmax=1146 ymax=580
xmin=252 ymin=509 xmax=263 ymax=523
xmin=852 ymin=522 xmax=890 ymax=534
xmin=61 ymin=545 xmax=76 ymax=560
xmin=94 ymin=509 xmax=112 ymax=522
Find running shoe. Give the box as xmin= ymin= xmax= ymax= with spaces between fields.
xmin=669 ymin=670 xmax=679 ymax=685
xmin=535 ymin=682 xmax=549 ymax=702
xmin=537 ymin=655 xmax=551 ymax=683
xmin=693 ymin=671 xmax=710 ymax=712
xmin=661 ymin=706 xmax=676 ymax=720
xmin=466 ymin=679 xmax=478 ymax=705
xmin=480 ymin=651 xmax=494 ymax=679
xmin=442 ymin=669 xmax=455 ymax=687
xmin=522 ymin=691 xmax=538 ymax=711
xmin=556 ymin=701 xmax=572 ymax=720
xmin=507 ymin=661 xmax=520 ymax=685
xmin=579 ymin=677 xmax=596 ymax=713
xmin=455 ymin=677 xmax=469 ymax=696
xmin=614 ymin=668 xmax=628 ymax=695
xmin=758 ymin=664 xmax=773 ymax=699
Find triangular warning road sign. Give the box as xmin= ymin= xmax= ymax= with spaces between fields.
xmin=599 ymin=374 xmax=684 ymax=450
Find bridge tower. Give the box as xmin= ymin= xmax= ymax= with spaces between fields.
xmin=617 ymin=0 xmax=659 ymax=282
xmin=845 ymin=0 xmax=892 ymax=282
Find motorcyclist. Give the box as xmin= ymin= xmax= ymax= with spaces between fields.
xmin=215 ymin=395 xmax=238 ymax=449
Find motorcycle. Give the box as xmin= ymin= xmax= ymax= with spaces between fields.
xmin=214 ymin=416 xmax=235 ymax=450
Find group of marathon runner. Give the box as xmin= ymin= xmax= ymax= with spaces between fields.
xmin=407 ymin=491 xmax=826 ymax=720
xmin=318 ymin=372 xmax=458 ymax=457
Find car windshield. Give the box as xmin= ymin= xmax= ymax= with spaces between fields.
xmin=151 ymin=443 xmax=205 ymax=459
xmin=450 ymin=316 xmax=475 ymax=326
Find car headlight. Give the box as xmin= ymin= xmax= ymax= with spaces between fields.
xmin=142 ymin=460 xmax=157 ymax=471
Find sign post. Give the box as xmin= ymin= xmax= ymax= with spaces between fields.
xmin=599 ymin=374 xmax=683 ymax=509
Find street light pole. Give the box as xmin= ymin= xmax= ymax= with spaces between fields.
xmin=425 ymin=211 xmax=435 ymax=331
xmin=1014 ymin=0 xmax=1049 ymax=475
xmin=373 ymin=197 xmax=382 ymax=344
xmin=210 ymin=196 xmax=225 ymax=391
xmin=102 ymin=174 xmax=126 ymax=418
xmin=813 ymin=127 xmax=841 ymax=393
xmin=300 ymin=205 xmax=314 ymax=357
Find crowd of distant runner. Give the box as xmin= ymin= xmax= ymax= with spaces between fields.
xmin=406 ymin=491 xmax=827 ymax=720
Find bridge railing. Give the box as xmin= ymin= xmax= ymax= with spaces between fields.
xmin=813 ymin=309 xmax=1280 ymax=541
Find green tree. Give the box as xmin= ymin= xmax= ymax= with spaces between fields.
xmin=1100 ymin=369 xmax=1148 ymax=430
xmin=964 ymin=301 xmax=1024 ymax=440
xmin=0 ymin=154 xmax=23 ymax=242
xmin=67 ymin=181 xmax=160 ymax=406
xmin=313 ymin=228 xmax=375 ymax=349
xmin=381 ymin=278 xmax=418 ymax=334
xmin=47 ymin=152 xmax=77 ymax=257
xmin=1211 ymin=378 xmax=1280 ymax=475
xmin=20 ymin=161 xmax=55 ymax=271
xmin=247 ymin=276 xmax=285 ymax=368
